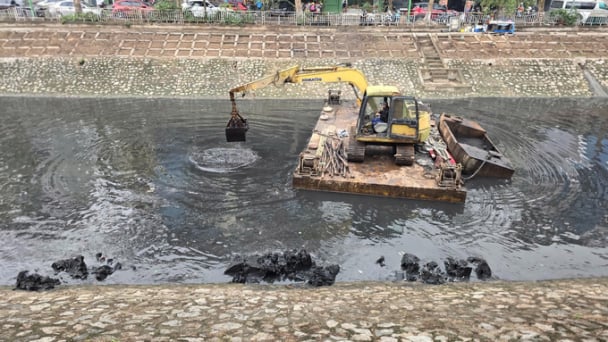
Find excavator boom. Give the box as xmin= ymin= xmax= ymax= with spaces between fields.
xmin=226 ymin=64 xmax=369 ymax=142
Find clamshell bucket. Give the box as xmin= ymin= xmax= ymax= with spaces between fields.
xmin=226 ymin=113 xmax=248 ymax=142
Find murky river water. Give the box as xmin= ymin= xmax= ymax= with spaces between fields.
xmin=1 ymin=96 xmax=607 ymax=285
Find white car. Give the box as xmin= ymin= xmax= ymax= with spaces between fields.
xmin=48 ymin=0 xmax=102 ymax=16
xmin=35 ymin=0 xmax=65 ymax=15
xmin=182 ymin=0 xmax=229 ymax=17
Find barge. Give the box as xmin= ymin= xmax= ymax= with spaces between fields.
xmin=438 ymin=113 xmax=514 ymax=179
xmin=291 ymin=100 xmax=467 ymax=203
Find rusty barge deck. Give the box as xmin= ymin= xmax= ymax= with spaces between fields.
xmin=291 ymin=100 xmax=467 ymax=203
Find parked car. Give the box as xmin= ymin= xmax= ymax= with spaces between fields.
xmin=0 ymin=0 xmax=24 ymax=9
xmin=182 ymin=0 xmax=227 ymax=17
xmin=410 ymin=2 xmax=458 ymax=20
xmin=112 ymin=0 xmax=154 ymax=17
xmin=48 ymin=0 xmax=102 ymax=16
xmin=35 ymin=0 xmax=65 ymax=16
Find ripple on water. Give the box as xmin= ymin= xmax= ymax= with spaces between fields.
xmin=189 ymin=147 xmax=259 ymax=173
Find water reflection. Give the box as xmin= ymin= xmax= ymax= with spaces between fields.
xmin=0 ymin=96 xmax=606 ymax=285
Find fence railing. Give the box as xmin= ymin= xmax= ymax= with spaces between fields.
xmin=0 ymin=7 xmax=606 ymax=28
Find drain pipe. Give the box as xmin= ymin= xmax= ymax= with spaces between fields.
xmin=578 ymin=62 xmax=608 ymax=97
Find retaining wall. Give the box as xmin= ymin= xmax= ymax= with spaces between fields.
xmin=1 ymin=24 xmax=607 ymax=99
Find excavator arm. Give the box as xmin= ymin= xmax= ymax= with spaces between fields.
xmin=226 ymin=64 xmax=369 ymax=142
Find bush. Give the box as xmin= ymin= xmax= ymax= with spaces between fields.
xmin=548 ymin=9 xmax=578 ymax=26
xmin=60 ymin=12 xmax=103 ymax=23
xmin=154 ymin=0 xmax=180 ymax=11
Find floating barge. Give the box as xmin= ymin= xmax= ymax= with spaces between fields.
xmin=438 ymin=113 xmax=514 ymax=179
xmin=291 ymin=100 xmax=467 ymax=203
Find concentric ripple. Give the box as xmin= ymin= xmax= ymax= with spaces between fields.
xmin=0 ymin=96 xmax=607 ymax=285
xmin=189 ymin=147 xmax=259 ymax=173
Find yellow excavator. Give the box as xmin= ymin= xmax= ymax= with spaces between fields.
xmin=226 ymin=64 xmax=431 ymax=166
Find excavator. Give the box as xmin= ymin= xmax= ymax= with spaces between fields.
xmin=226 ymin=64 xmax=431 ymax=166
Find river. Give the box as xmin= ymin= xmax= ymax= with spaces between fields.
xmin=0 ymin=96 xmax=606 ymax=285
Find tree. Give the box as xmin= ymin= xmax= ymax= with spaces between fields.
xmin=480 ymin=0 xmax=518 ymax=17
xmin=424 ymin=0 xmax=434 ymax=22
xmin=74 ymin=0 xmax=82 ymax=14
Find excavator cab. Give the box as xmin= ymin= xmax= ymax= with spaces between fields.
xmin=349 ymin=93 xmax=432 ymax=166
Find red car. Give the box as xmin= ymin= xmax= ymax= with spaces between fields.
xmin=112 ymin=0 xmax=154 ymax=17
xmin=410 ymin=2 xmax=457 ymax=20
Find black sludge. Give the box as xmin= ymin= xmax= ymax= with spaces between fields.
xmin=444 ymin=257 xmax=473 ymax=281
xmin=306 ymin=264 xmax=341 ymax=287
xmin=224 ymin=249 xmax=339 ymax=286
xmin=420 ymin=261 xmax=447 ymax=285
xmin=468 ymin=257 xmax=493 ymax=280
xmin=400 ymin=253 xmax=420 ymax=281
xmin=15 ymin=271 xmax=60 ymax=291
xmin=51 ymin=255 xmax=88 ymax=279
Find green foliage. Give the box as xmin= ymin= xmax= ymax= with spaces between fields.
xmin=154 ymin=0 xmax=180 ymax=10
xmin=361 ymin=1 xmax=371 ymax=11
xmin=480 ymin=0 xmax=517 ymax=16
xmin=548 ymin=8 xmax=579 ymax=25
xmin=59 ymin=12 xmax=103 ymax=23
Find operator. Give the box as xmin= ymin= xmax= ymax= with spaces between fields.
xmin=371 ymin=101 xmax=389 ymax=133
xmin=376 ymin=101 xmax=389 ymax=122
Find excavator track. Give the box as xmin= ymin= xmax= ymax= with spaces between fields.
xmin=347 ymin=126 xmax=365 ymax=162
xmin=395 ymin=144 xmax=415 ymax=166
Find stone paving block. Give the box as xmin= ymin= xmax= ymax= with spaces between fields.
xmin=0 ymin=46 xmax=15 ymax=57
xmin=133 ymin=48 xmax=148 ymax=56
xmin=192 ymin=41 xmax=207 ymax=49
xmin=165 ymin=41 xmax=179 ymax=49
xmin=96 ymin=32 xmax=113 ymax=40
xmin=220 ymin=49 xmax=235 ymax=57
xmin=263 ymin=50 xmax=276 ymax=58
xmin=161 ymin=49 xmax=176 ymax=57
xmin=117 ymin=48 xmax=132 ymax=56
xmin=146 ymin=49 xmax=162 ymax=57
xmin=150 ymin=40 xmax=164 ymax=49
xmin=320 ymin=50 xmax=334 ymax=58
xmin=249 ymin=50 xmax=263 ymax=57
xmin=292 ymin=49 xmax=306 ymax=58
xmin=209 ymin=34 xmax=223 ymax=43
xmin=121 ymin=40 xmax=138 ymax=48
xmin=3 ymin=39 xmax=22 ymax=48
xmin=176 ymin=49 xmax=191 ymax=57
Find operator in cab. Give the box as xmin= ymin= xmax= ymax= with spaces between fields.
xmin=377 ymin=100 xmax=389 ymax=122
xmin=372 ymin=100 xmax=389 ymax=133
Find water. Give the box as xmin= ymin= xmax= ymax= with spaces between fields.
xmin=1 ymin=96 xmax=607 ymax=285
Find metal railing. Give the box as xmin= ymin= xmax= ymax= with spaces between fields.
xmin=0 ymin=7 xmax=606 ymax=27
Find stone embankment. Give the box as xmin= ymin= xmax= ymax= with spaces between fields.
xmin=1 ymin=23 xmax=608 ymax=341
xmin=0 ymin=23 xmax=607 ymax=99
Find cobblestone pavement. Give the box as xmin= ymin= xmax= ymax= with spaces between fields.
xmin=2 ymin=278 xmax=608 ymax=341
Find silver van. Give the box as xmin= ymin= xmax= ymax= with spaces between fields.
xmin=0 ymin=0 xmax=25 ymax=8
xmin=549 ymin=0 xmax=608 ymax=24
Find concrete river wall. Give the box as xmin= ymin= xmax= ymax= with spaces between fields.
xmin=1 ymin=23 xmax=608 ymax=99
